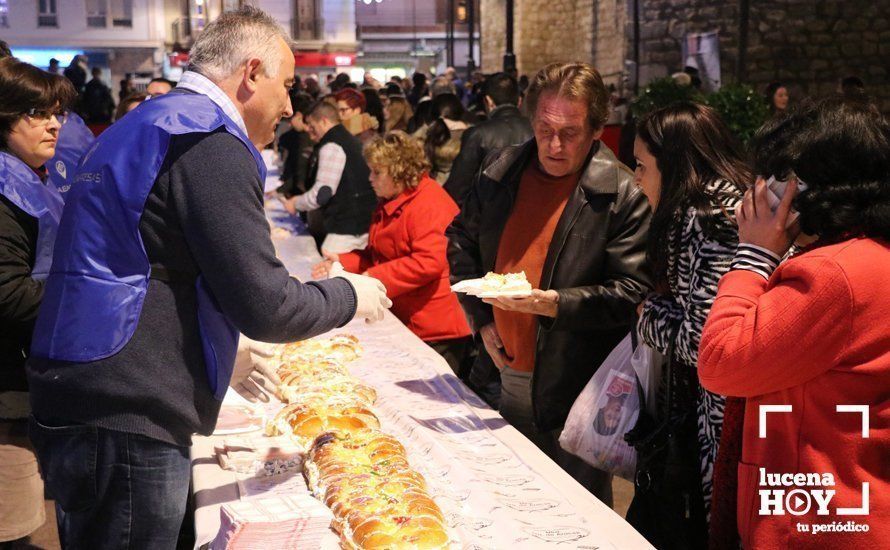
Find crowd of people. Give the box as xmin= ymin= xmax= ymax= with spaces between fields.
xmin=272 ymin=49 xmax=887 ymax=550
xmin=43 ymin=53 xmax=177 ymax=125
xmin=0 ymin=5 xmax=887 ymax=550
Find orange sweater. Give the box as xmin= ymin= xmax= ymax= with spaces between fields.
xmin=494 ymin=162 xmax=579 ymax=372
xmin=699 ymin=238 xmax=890 ymax=549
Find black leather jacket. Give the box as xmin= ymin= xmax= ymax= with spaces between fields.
xmin=447 ymin=139 xmax=653 ymax=431
xmin=443 ymin=104 xmax=533 ymax=207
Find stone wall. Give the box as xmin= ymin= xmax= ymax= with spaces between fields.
xmin=481 ymin=0 xmax=889 ymax=111
xmin=480 ymin=0 xmax=506 ymax=72
xmin=631 ymin=0 xmax=740 ymax=88
xmin=514 ymin=0 xmax=594 ymax=77
xmin=744 ymin=0 xmax=889 ymax=111
xmin=632 ymin=0 xmax=890 ymax=111
xmin=592 ymin=0 xmax=628 ymax=84
xmin=480 ymin=0 xmax=624 ymax=88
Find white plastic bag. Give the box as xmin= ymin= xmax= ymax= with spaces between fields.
xmin=630 ymin=340 xmax=664 ymax=419
xmin=559 ymin=334 xmax=639 ymax=480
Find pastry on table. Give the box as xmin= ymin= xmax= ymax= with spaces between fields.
xmin=264 ymin=403 xmax=380 ymax=446
xmin=275 ymin=358 xmax=350 ymax=382
xmin=277 ymin=333 xmax=362 ymax=364
xmin=304 ymin=431 xmax=449 ymax=550
xmin=278 ymin=376 xmax=378 ymax=407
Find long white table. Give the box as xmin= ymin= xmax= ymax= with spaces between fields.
xmin=190 ymin=155 xmax=653 ymax=549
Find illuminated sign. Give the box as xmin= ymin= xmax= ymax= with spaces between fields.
xmin=9 ymin=48 xmax=82 ymax=68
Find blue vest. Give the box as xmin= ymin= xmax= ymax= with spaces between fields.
xmin=0 ymin=152 xmax=64 ymax=280
xmin=47 ymin=113 xmax=95 ymax=197
xmin=31 ymin=92 xmax=266 ymax=400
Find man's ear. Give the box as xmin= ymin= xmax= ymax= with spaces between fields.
xmin=592 ymin=125 xmax=604 ymax=140
xmin=243 ymin=58 xmax=263 ymax=93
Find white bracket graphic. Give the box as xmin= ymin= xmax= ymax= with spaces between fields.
xmin=836 ymin=405 xmax=870 ymax=438
xmin=837 ymin=482 xmax=870 ymax=515
xmin=759 ymin=404 xmax=793 ymax=438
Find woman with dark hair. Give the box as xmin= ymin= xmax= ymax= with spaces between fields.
xmin=361 ymin=87 xmax=386 ymax=135
xmin=423 ymin=93 xmax=469 ymax=184
xmin=699 ymin=96 xmax=890 ymax=549
xmin=0 ymin=56 xmax=75 ymax=545
xmin=407 ymin=99 xmax=435 ymax=135
xmin=384 ymin=95 xmax=413 ymax=134
xmin=764 ymin=81 xmax=789 ymax=115
xmin=334 ymin=87 xmax=378 ymax=145
xmin=626 ymin=101 xmax=750 ymax=549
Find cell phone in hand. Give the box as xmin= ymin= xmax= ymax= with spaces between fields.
xmin=765 ymin=176 xmax=808 ymax=212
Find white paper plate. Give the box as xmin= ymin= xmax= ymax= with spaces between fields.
xmin=477 ymin=290 xmax=533 ymax=298
xmin=450 ymin=278 xmax=486 ymax=293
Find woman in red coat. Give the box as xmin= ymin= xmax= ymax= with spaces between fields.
xmin=313 ymin=132 xmax=473 ymax=374
xmin=698 ymin=97 xmax=890 ymax=549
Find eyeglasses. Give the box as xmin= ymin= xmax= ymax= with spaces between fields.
xmin=24 ymin=107 xmax=68 ymax=126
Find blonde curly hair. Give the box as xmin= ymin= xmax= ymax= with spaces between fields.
xmin=363 ymin=131 xmax=431 ymax=189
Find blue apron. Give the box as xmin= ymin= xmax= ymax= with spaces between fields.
xmin=47 ymin=112 xmax=95 ymax=197
xmin=0 ymin=152 xmax=64 ymax=280
xmin=31 ymin=92 xmax=266 ymax=400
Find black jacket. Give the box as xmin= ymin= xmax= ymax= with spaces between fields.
xmin=443 ymin=104 xmax=533 ymax=206
xmin=307 ymin=125 xmax=376 ymax=236
xmin=83 ymin=79 xmax=115 ymax=124
xmin=277 ymin=129 xmax=313 ymax=197
xmin=446 ymin=140 xmax=653 ymax=431
xmin=0 ymin=193 xmax=42 ymax=392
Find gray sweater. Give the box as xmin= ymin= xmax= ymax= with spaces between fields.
xmin=27 ymin=129 xmax=356 ymax=446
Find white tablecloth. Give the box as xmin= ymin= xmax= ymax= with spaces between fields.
xmin=191 ymin=157 xmax=653 ymax=549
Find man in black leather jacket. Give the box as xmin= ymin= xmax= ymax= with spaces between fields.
xmin=447 ymin=62 xmax=652 ymax=505
xmin=443 ymin=72 xmax=533 ymax=206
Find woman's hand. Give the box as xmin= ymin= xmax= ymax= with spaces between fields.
xmin=482 ymin=289 xmax=559 ymax=318
xmin=737 ymin=177 xmax=800 ymax=257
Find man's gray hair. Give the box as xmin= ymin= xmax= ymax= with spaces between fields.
xmin=188 ymin=6 xmax=295 ymax=82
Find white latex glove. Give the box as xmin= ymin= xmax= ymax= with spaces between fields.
xmin=330 ymin=261 xmax=392 ymax=324
xmin=230 ymin=335 xmax=281 ymax=403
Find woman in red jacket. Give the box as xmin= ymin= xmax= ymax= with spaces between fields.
xmin=313 ymin=132 xmax=473 ymax=374
xmin=698 ymin=97 xmax=890 ymax=549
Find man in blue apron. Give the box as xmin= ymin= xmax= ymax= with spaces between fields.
xmin=26 ymin=8 xmax=390 ymax=548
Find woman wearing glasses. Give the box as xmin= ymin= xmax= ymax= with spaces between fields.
xmin=0 ymin=56 xmax=75 ymax=544
xmin=333 ymin=88 xmax=380 ymax=146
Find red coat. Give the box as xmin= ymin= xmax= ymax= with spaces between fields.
xmin=699 ymin=238 xmax=890 ymax=549
xmin=340 ymin=177 xmax=471 ymax=342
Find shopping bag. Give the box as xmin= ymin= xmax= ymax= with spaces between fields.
xmin=630 ymin=340 xmax=664 ymax=419
xmin=559 ymin=334 xmax=639 ymax=480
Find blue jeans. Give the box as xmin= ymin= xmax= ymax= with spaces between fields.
xmin=28 ymin=416 xmax=190 ymax=550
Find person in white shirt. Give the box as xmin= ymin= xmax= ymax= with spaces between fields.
xmin=282 ymin=102 xmax=377 ymax=255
